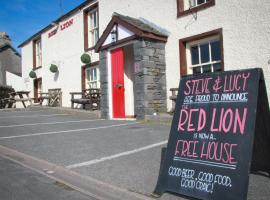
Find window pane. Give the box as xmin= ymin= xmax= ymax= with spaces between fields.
xmin=94 ymin=12 xmax=97 ymax=27
xmin=200 ymin=43 xmax=210 ymax=63
xmin=213 ymin=63 xmax=222 ymax=72
xmin=90 ymin=13 xmax=95 ymax=29
xmin=86 ymin=69 xmax=91 ymax=81
xmin=190 ymin=0 xmax=196 ymax=7
xmin=193 ymin=66 xmax=201 ymax=74
xmin=202 ymin=64 xmax=211 ymax=73
xmin=93 ymin=68 xmax=97 ymax=80
xmin=211 ymin=41 xmax=221 ymax=61
xmin=94 ymin=29 xmax=98 ymax=45
xmin=197 ymin=0 xmax=205 ymax=5
xmin=191 ymin=45 xmax=199 ymax=65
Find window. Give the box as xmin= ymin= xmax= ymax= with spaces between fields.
xmin=86 ymin=66 xmax=100 ymax=89
xmin=179 ymin=29 xmax=223 ymax=76
xmin=187 ymin=38 xmax=221 ymax=74
xmin=177 ymin=0 xmax=215 ymax=18
xmin=88 ymin=9 xmax=99 ymax=47
xmin=84 ymin=4 xmax=99 ymax=51
xmin=33 ymin=38 xmax=42 ymax=68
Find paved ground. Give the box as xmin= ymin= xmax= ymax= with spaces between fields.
xmin=0 ymin=156 xmax=96 ymax=200
xmin=0 ymin=107 xmax=269 ymax=200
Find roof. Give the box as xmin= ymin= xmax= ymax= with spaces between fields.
xmin=0 ymin=33 xmax=20 ymax=56
xmin=18 ymin=0 xmax=95 ymax=48
xmin=0 ymin=44 xmax=21 ymax=57
xmin=113 ymin=13 xmax=168 ymax=37
xmin=95 ymin=13 xmax=168 ymax=52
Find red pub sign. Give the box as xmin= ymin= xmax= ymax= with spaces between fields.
xmin=48 ymin=18 xmax=74 ymax=38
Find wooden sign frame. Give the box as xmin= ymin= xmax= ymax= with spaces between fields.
xmin=154 ymin=68 xmax=270 ymax=200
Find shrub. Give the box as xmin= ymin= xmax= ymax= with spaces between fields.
xmin=29 ymin=70 xmax=36 ymax=78
xmin=80 ymin=53 xmax=91 ymax=64
xmin=50 ymin=64 xmax=58 ymax=73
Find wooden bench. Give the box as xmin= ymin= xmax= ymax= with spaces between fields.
xmin=39 ymin=88 xmax=62 ymax=107
xmin=169 ymin=88 xmax=178 ymax=113
xmin=70 ymin=89 xmax=100 ymax=110
xmin=0 ymin=98 xmax=16 ymax=108
xmin=9 ymin=91 xmax=32 ymax=108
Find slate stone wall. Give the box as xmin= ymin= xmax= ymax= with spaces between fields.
xmin=133 ymin=39 xmax=167 ymax=119
xmin=99 ymin=38 xmax=167 ymax=120
xmin=99 ymin=51 xmax=109 ymax=118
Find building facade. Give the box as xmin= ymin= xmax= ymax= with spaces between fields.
xmin=18 ymin=0 xmax=270 ymax=119
xmin=18 ymin=0 xmax=100 ymax=105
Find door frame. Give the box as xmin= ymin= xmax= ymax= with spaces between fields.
xmin=33 ymin=78 xmax=42 ymax=103
xmin=107 ymin=42 xmax=136 ymax=119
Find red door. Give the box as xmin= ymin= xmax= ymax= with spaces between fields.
xmin=111 ymin=48 xmax=125 ymax=118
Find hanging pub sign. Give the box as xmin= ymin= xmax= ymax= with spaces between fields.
xmin=154 ymin=68 xmax=270 ymax=200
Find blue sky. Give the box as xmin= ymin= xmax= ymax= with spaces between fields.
xmin=0 ymin=0 xmax=85 ymax=52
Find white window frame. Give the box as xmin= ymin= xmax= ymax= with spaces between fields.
xmin=188 ymin=0 xmax=210 ymax=8
xmin=186 ymin=0 xmax=210 ymax=9
xmin=186 ymin=35 xmax=221 ymax=74
xmin=88 ymin=8 xmax=99 ymax=47
xmin=86 ymin=65 xmax=100 ymax=89
xmin=35 ymin=39 xmax=42 ymax=67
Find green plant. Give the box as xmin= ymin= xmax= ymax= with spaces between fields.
xmin=80 ymin=53 xmax=91 ymax=64
xmin=50 ymin=64 xmax=58 ymax=73
xmin=29 ymin=70 xmax=36 ymax=78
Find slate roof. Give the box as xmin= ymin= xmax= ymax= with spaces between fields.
xmin=95 ymin=12 xmax=168 ymax=52
xmin=0 ymin=33 xmax=20 ymax=56
xmin=112 ymin=13 xmax=168 ymax=38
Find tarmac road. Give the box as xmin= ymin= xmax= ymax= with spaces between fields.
xmin=0 ymin=107 xmax=269 ymax=200
xmin=0 ymin=156 xmax=96 ymax=200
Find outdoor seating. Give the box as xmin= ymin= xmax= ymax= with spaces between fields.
xmin=39 ymin=88 xmax=62 ymax=107
xmin=169 ymin=87 xmax=178 ymax=113
xmin=0 ymin=85 xmax=15 ymax=109
xmin=70 ymin=88 xmax=100 ymax=110
xmin=9 ymin=91 xmax=32 ymax=108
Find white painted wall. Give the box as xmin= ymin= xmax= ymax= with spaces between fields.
xmin=20 ymin=0 xmax=99 ymax=107
xmin=104 ymin=24 xmax=134 ymax=46
xmin=99 ymin=0 xmax=270 ymax=111
xmin=20 ymin=0 xmax=270 ymax=111
xmin=6 ymin=71 xmax=23 ymax=91
xmin=21 ymin=41 xmax=34 ymax=92
xmin=124 ymin=45 xmax=135 ymax=117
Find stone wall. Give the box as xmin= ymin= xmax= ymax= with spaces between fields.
xmin=99 ymin=51 xmax=109 ymax=118
xmin=133 ymin=39 xmax=167 ymax=119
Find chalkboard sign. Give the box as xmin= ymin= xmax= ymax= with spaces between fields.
xmin=154 ymin=68 xmax=270 ymax=200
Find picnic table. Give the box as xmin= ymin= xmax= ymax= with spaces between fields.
xmin=9 ymin=91 xmax=32 ymax=108
xmin=39 ymin=88 xmax=62 ymax=107
xmin=70 ymin=88 xmax=100 ymax=110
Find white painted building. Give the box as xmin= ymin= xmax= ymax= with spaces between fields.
xmin=18 ymin=0 xmax=270 ymax=119
xmin=18 ymin=0 xmax=100 ymax=107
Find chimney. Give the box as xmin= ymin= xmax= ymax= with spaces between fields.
xmin=0 ymin=32 xmax=11 ymax=46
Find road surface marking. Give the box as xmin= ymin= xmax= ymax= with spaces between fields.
xmin=0 ymin=119 xmax=104 ymax=128
xmin=0 ymin=110 xmax=45 ymax=114
xmin=0 ymin=113 xmax=69 ymax=119
xmin=0 ymin=122 xmax=138 ymax=140
xmin=66 ymin=140 xmax=168 ymax=169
